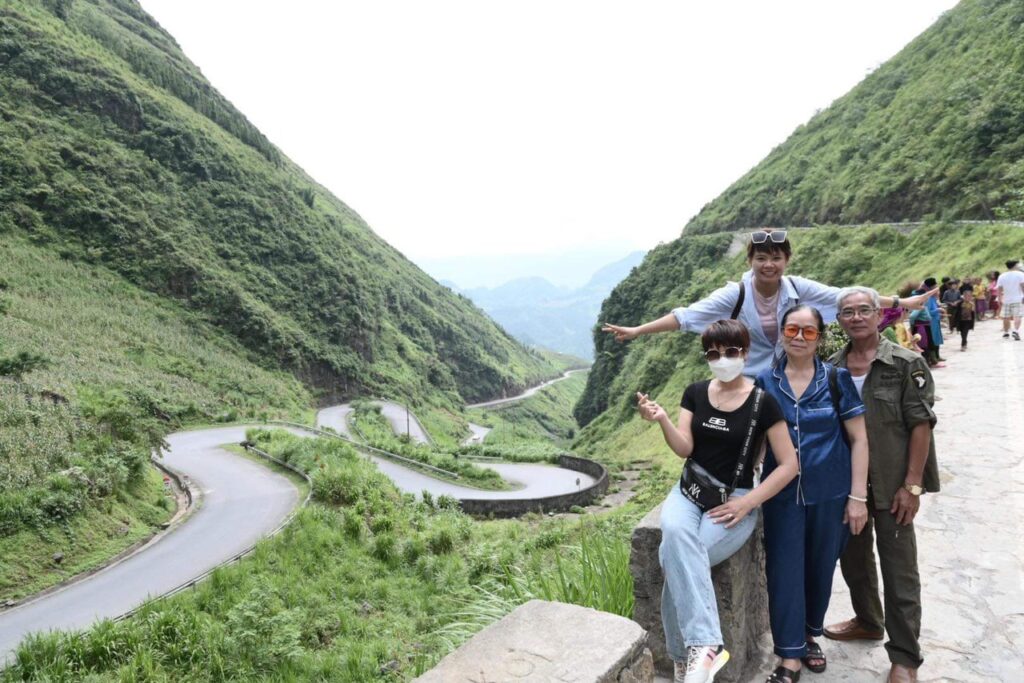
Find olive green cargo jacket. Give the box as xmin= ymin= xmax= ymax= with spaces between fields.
xmin=831 ymin=338 xmax=940 ymax=509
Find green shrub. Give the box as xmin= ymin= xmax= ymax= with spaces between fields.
xmin=427 ymin=528 xmax=455 ymax=555
xmin=224 ymin=584 xmax=305 ymax=674
xmin=372 ymin=533 xmax=397 ymax=566
xmin=341 ymin=509 xmax=363 ymax=540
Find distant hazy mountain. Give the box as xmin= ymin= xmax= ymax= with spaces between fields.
xmin=420 ymin=244 xmax=643 ymax=289
xmin=450 ymin=251 xmax=646 ymax=360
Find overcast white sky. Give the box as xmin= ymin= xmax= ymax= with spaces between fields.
xmin=140 ymin=0 xmax=957 ymax=272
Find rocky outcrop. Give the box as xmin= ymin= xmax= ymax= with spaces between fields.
xmin=414 ymin=599 xmax=653 ymax=682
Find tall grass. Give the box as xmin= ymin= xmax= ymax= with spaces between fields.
xmin=432 ymin=525 xmax=634 ymax=653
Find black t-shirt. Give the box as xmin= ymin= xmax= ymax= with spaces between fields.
xmin=680 ymin=380 xmax=785 ymax=489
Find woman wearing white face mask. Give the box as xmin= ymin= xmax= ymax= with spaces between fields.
xmin=638 ymin=319 xmax=799 ymax=683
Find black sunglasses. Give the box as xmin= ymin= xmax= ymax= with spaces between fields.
xmin=704 ymin=347 xmax=743 ymax=362
xmin=750 ymin=230 xmax=788 ymax=244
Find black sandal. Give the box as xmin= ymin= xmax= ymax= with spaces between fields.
xmin=802 ymin=641 xmax=826 ymax=673
xmin=766 ymin=666 xmax=801 ymax=683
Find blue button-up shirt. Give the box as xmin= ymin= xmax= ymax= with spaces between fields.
xmin=755 ymin=357 xmax=866 ymax=504
xmin=672 ymin=271 xmax=842 ymax=378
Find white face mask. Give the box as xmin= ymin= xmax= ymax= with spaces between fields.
xmin=708 ymin=356 xmax=745 ymax=382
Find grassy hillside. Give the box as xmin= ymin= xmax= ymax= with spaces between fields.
xmin=0 ymin=0 xmax=557 ymax=409
xmin=574 ymin=224 xmax=1022 ymax=469
xmin=686 ymin=0 xmax=1024 ymax=232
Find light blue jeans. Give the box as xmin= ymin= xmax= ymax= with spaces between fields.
xmin=659 ymin=483 xmax=758 ymax=660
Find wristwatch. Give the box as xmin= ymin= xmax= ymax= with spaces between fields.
xmin=903 ymin=483 xmax=923 ymax=496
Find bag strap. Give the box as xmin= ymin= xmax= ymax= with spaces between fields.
xmin=730 ymin=282 xmax=745 ymax=319
xmin=729 ymin=387 xmax=764 ymax=492
xmin=788 ymin=276 xmax=800 ymax=303
xmin=827 ymin=364 xmax=840 ymax=415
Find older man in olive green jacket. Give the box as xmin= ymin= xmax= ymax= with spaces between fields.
xmin=824 ymin=286 xmax=940 ymax=683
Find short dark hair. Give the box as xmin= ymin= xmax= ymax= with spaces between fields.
xmin=1008 ymin=260 xmax=1020 ymax=270
xmin=701 ymin=319 xmax=751 ymax=352
xmin=746 ymin=229 xmax=793 ymax=261
xmin=781 ymin=304 xmax=826 ymax=333
xmin=923 ymin=277 xmax=937 ymax=288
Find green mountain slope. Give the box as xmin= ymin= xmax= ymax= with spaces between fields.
xmin=686 ymin=0 xmax=1024 ymax=233
xmin=0 ymin=0 xmax=556 ymax=410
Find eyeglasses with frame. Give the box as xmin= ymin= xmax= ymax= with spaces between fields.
xmin=750 ymin=229 xmax=788 ymax=244
xmin=838 ymin=306 xmax=879 ymax=320
xmin=704 ymin=347 xmax=743 ymax=362
xmin=781 ymin=324 xmax=821 ymax=341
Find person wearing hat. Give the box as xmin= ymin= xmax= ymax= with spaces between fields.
xmin=939 ymin=278 xmax=961 ymax=333
xmin=603 ymin=229 xmax=937 ymax=378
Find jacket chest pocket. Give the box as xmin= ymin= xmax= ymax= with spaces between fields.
xmin=871 ymin=388 xmax=902 ymax=424
xmin=800 ymin=401 xmax=837 ymax=432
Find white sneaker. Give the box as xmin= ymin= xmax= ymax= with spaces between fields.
xmin=674 ymin=645 xmax=730 ymax=683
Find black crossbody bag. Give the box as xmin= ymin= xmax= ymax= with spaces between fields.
xmin=679 ymin=387 xmax=764 ymax=511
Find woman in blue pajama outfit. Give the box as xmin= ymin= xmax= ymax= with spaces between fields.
xmin=755 ymin=305 xmax=870 ymax=683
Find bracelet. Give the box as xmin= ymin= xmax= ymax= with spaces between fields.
xmin=848 ymin=494 xmax=867 ymax=503
xmin=892 ymin=296 xmax=900 ymax=309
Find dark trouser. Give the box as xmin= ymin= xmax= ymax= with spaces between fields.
xmin=764 ymin=496 xmax=849 ymax=659
xmin=838 ymin=492 xmax=923 ymax=668
xmin=914 ymin=323 xmax=939 ymax=364
xmin=958 ymin=320 xmax=972 ymax=347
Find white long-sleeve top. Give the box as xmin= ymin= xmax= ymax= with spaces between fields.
xmin=672 ymin=270 xmax=841 ymax=377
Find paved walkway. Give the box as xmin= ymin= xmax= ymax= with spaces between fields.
xmin=658 ymin=321 xmax=1024 ymax=682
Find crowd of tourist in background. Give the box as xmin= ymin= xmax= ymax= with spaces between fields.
xmin=900 ymin=260 xmax=1024 ymax=366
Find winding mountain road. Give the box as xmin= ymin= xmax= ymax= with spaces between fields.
xmin=313 ymin=405 xmax=593 ymax=499
xmin=465 ymin=368 xmax=587 ymax=410
xmin=1 ymin=378 xmax=595 ymax=660
xmin=0 ymin=425 xmax=305 ymax=662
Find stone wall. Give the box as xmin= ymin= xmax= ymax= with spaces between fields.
xmin=631 ymin=502 xmax=769 ymax=682
xmin=414 ymin=600 xmax=653 ymax=682
xmin=458 ymin=454 xmax=608 ymax=517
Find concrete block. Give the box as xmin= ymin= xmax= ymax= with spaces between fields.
xmin=414 ymin=599 xmax=653 ymax=682
xmin=630 ymin=503 xmax=768 ymax=683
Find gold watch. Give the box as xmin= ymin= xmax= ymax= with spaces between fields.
xmin=903 ymin=483 xmax=923 ymax=496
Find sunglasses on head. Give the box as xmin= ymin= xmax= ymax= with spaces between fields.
xmin=750 ymin=229 xmax=788 ymax=244
xmin=704 ymin=347 xmax=743 ymax=362
xmin=781 ymin=324 xmax=820 ymax=341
